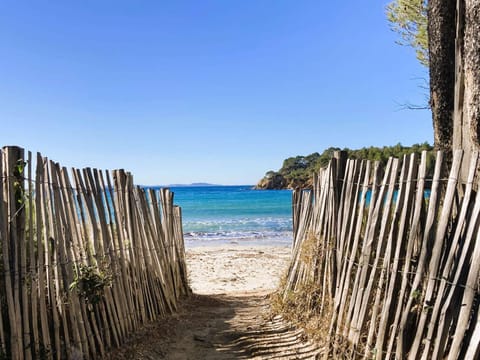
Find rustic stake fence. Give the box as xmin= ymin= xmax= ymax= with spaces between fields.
xmin=284 ymin=150 xmax=480 ymax=359
xmin=0 ymin=146 xmax=189 ymax=359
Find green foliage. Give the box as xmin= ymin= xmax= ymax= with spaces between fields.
xmin=70 ymin=263 xmax=113 ymax=309
xmin=386 ymin=0 xmax=428 ymax=67
xmin=13 ymin=159 xmax=27 ymax=205
xmin=411 ymin=289 xmax=422 ymax=300
xmin=258 ymin=142 xmax=434 ymax=189
xmin=347 ymin=142 xmax=433 ymax=164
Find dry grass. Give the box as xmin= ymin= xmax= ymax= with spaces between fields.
xmin=299 ymin=231 xmax=319 ymax=266
xmin=269 ymin=232 xmax=334 ymax=357
xmin=270 ymin=280 xmax=333 ymax=356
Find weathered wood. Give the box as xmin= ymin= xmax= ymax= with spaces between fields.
xmin=88 ymin=170 xmax=116 ymax=336
xmin=384 ymin=153 xmax=418 ymax=358
xmin=333 ymin=150 xmax=348 ymax=196
xmin=58 ymin=166 xmax=90 ymax=357
xmin=147 ymin=188 xmax=175 ymax=314
xmin=132 ymin=187 xmax=156 ymax=321
xmin=27 ymin=151 xmax=37 ymax=359
xmin=394 ymin=151 xmax=443 ymax=360
xmin=344 ymin=161 xmax=381 ymax=344
xmin=125 ymin=173 xmax=145 ymax=325
xmin=97 ymin=169 xmax=126 ymax=344
xmin=346 ymin=159 xmax=389 ymax=344
xmin=21 ymin=151 xmax=32 ymax=360
xmin=0 ymin=149 xmax=9 ymax=357
xmin=337 ymin=161 xmax=367 ymax=334
xmin=465 ymin=306 xmax=480 ymax=359
xmin=375 ymin=155 xmax=411 ymax=359
xmin=48 ymin=162 xmax=73 ymax=359
xmin=388 ymin=152 xmax=425 ymax=359
xmin=448 ymin=188 xmax=480 ymax=359
xmin=174 ymin=206 xmax=189 ymax=295
xmin=367 ymin=156 xmax=406 ymax=359
xmin=2 ymin=146 xmax=24 ymax=360
xmin=426 ymin=152 xmax=478 ymax=359
xmin=35 ymin=154 xmax=52 ymax=359
xmin=110 ymin=169 xmax=136 ymax=333
xmin=405 ymin=151 xmax=462 ymax=359
xmin=0 ymin=146 xmax=189 ymax=359
xmin=282 ymin=150 xmax=480 ymax=359
xmin=350 ymin=158 xmax=398 ymax=348
xmin=41 ymin=159 xmax=62 ymax=360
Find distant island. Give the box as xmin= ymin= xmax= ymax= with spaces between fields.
xmin=165 ymin=183 xmax=220 ymax=187
xmin=141 ymin=183 xmax=222 ymax=188
xmin=255 ymin=142 xmax=433 ymax=190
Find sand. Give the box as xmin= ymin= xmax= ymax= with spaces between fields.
xmin=106 ymin=244 xmax=322 ymax=359
xmin=185 ymin=245 xmax=292 ymax=295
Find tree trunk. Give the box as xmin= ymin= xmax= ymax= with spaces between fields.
xmin=461 ymin=0 xmax=480 ymax=152
xmin=450 ymin=0 xmax=480 ymax=182
xmin=428 ymin=0 xmax=456 ymax=152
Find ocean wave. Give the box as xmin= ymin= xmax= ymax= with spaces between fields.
xmin=183 ymin=229 xmax=293 ymax=247
xmin=182 ymin=217 xmax=292 ymax=233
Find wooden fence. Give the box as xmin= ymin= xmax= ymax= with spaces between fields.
xmin=284 ymin=150 xmax=480 ymax=359
xmin=0 ymin=146 xmax=189 ymax=359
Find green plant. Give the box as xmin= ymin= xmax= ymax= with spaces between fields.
xmin=411 ymin=289 xmax=422 ymax=300
xmin=13 ymin=159 xmax=27 ymax=205
xmin=70 ymin=263 xmax=113 ymax=308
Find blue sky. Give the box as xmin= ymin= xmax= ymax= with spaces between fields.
xmin=0 ymin=1 xmax=431 ymax=185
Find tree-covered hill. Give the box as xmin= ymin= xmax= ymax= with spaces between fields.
xmin=256 ymin=142 xmax=434 ymax=189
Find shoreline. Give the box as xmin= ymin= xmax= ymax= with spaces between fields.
xmin=185 ymin=244 xmax=292 ymax=295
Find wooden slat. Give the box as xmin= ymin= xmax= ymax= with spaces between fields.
xmin=343 ymin=161 xmax=381 ymax=341
xmin=422 ymin=152 xmax=478 ymax=359
xmin=2 ymin=147 xmax=23 ymax=359
xmin=337 ymin=160 xmax=368 ymax=334
xmin=386 ymin=152 xmax=424 ymax=359
xmin=0 ymin=146 xmax=190 ymax=359
xmin=28 ymin=151 xmax=39 ymax=359
xmin=110 ymin=170 xmax=136 ymax=332
xmin=48 ymin=162 xmax=73 ymax=358
xmin=21 ymin=151 xmax=32 ymax=360
xmin=408 ymin=150 xmax=462 ymax=358
xmin=35 ymin=154 xmax=52 ymax=359
xmin=346 ymin=159 xmax=390 ymax=345
xmin=350 ymin=157 xmax=398 ymax=348
xmin=0 ymin=149 xmax=10 ymax=357
xmin=41 ymin=159 xmax=62 ymax=360
xmin=97 ymin=169 xmax=127 ymax=344
xmin=374 ymin=154 xmax=413 ymax=359
xmin=395 ymin=151 xmax=443 ymax=359
xmin=58 ymin=166 xmax=90 ymax=357
xmin=428 ymin=152 xmax=479 ymax=359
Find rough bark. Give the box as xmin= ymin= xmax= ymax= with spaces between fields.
xmin=428 ymin=0 xmax=456 ymax=152
xmin=463 ymin=0 xmax=480 ymax=151
xmin=452 ymin=0 xmax=467 ymax=179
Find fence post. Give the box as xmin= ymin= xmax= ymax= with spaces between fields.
xmin=333 ymin=150 xmax=347 ymax=199
xmin=3 ymin=146 xmax=26 ymax=252
xmin=292 ymin=188 xmax=302 ymax=248
xmin=2 ymin=145 xmax=26 ymax=360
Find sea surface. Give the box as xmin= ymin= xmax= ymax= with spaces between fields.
xmin=164 ymin=185 xmax=293 ymax=247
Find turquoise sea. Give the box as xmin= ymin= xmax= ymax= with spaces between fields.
xmin=163 ymin=185 xmax=293 ymax=247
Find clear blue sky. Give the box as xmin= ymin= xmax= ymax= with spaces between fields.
xmin=0 ymin=1 xmax=432 ymax=185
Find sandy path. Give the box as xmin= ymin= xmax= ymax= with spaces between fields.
xmin=107 ymin=245 xmax=320 ymax=359
xmin=186 ymin=246 xmax=292 ymax=294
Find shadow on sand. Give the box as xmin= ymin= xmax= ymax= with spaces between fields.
xmin=106 ymin=293 xmax=320 ymax=359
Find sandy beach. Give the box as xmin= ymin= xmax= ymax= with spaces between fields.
xmin=185 ymin=245 xmax=292 ymax=295
xmin=107 ymin=244 xmax=324 ymax=359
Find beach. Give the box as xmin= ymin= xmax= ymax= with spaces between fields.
xmin=186 ymin=244 xmax=292 ymax=294
xmin=106 ymin=244 xmax=323 ymax=359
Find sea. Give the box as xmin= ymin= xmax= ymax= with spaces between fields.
xmin=163 ymin=185 xmax=293 ymax=248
